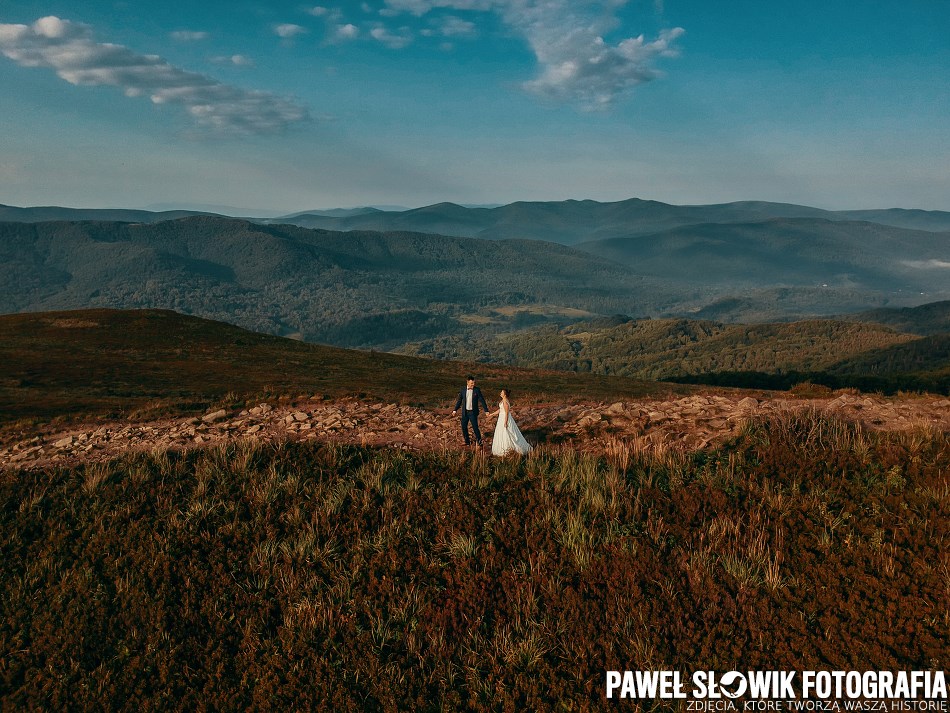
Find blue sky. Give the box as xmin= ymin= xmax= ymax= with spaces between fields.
xmin=1 ymin=0 xmax=948 ymax=214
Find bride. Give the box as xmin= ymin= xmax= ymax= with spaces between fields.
xmin=490 ymin=388 xmax=531 ymax=456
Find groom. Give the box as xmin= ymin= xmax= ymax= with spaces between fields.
xmin=452 ymin=375 xmax=490 ymax=447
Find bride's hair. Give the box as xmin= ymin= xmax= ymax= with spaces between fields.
xmin=500 ymin=388 xmax=511 ymax=399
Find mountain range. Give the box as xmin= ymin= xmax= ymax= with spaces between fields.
xmin=265 ymin=198 xmax=950 ymax=244
xmin=1 ymin=192 xmax=949 ymax=357
xmin=6 ymin=197 xmax=950 ymax=240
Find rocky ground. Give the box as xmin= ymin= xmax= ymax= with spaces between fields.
xmin=3 ymin=390 xmax=949 ymax=470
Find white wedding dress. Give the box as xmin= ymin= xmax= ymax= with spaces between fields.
xmin=491 ymin=401 xmax=531 ymax=456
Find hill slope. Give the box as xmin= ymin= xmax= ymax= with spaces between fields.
xmin=0 ymin=309 xmax=684 ymax=424
xmin=845 ymin=300 xmax=950 ymax=335
xmin=398 ymin=317 xmax=922 ymax=380
xmin=576 ymin=218 xmax=950 ymax=295
xmin=0 ymin=216 xmax=675 ymax=345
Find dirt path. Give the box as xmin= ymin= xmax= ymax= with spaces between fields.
xmin=3 ymin=391 xmax=949 ymax=470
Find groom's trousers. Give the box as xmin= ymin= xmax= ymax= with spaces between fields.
xmin=460 ymin=410 xmax=482 ymax=446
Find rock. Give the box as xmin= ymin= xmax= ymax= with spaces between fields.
xmin=292 ymin=411 xmax=309 ymax=422
xmin=246 ymin=424 xmax=262 ymax=434
xmin=577 ymin=414 xmax=603 ymax=428
xmin=606 ymin=402 xmax=626 ymax=415
xmin=203 ymin=410 xmax=228 ymax=424
xmin=54 ymin=436 xmax=75 ymax=449
xmin=738 ymin=397 xmax=758 ymax=410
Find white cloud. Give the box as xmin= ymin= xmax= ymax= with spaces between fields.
xmin=169 ymin=30 xmax=211 ymax=42
xmin=274 ymin=23 xmax=308 ymax=38
xmin=370 ymin=26 xmax=413 ymax=49
xmin=903 ymin=259 xmax=950 ymax=269
xmin=335 ymin=23 xmax=360 ymax=40
xmin=309 ymin=6 xmax=344 ymax=22
xmin=384 ymin=0 xmax=496 ymax=15
xmin=381 ymin=0 xmax=684 ymax=108
xmin=437 ymin=16 xmax=477 ymax=37
xmin=0 ymin=161 xmax=18 ymax=182
xmin=523 ymin=24 xmax=684 ymax=109
xmin=0 ymin=17 xmax=309 ymax=136
xmin=170 ymin=30 xmax=209 ymax=42
xmin=211 ymin=54 xmax=256 ymax=67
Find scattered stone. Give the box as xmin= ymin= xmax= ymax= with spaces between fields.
xmin=738 ymin=397 xmax=758 ymax=410
xmin=577 ymin=414 xmax=603 ymax=428
xmin=202 ymin=410 xmax=228 ymax=424
xmin=54 ymin=436 xmax=75 ymax=449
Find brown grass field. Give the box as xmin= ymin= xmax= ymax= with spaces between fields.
xmin=0 ymin=309 xmax=947 ymax=710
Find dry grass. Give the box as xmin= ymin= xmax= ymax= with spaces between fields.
xmin=0 ymin=411 xmax=947 ymax=710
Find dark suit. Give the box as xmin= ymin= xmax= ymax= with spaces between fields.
xmin=454 ymin=386 xmax=489 ymax=445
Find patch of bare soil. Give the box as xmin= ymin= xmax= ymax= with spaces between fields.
xmin=3 ymin=391 xmax=949 ymax=470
